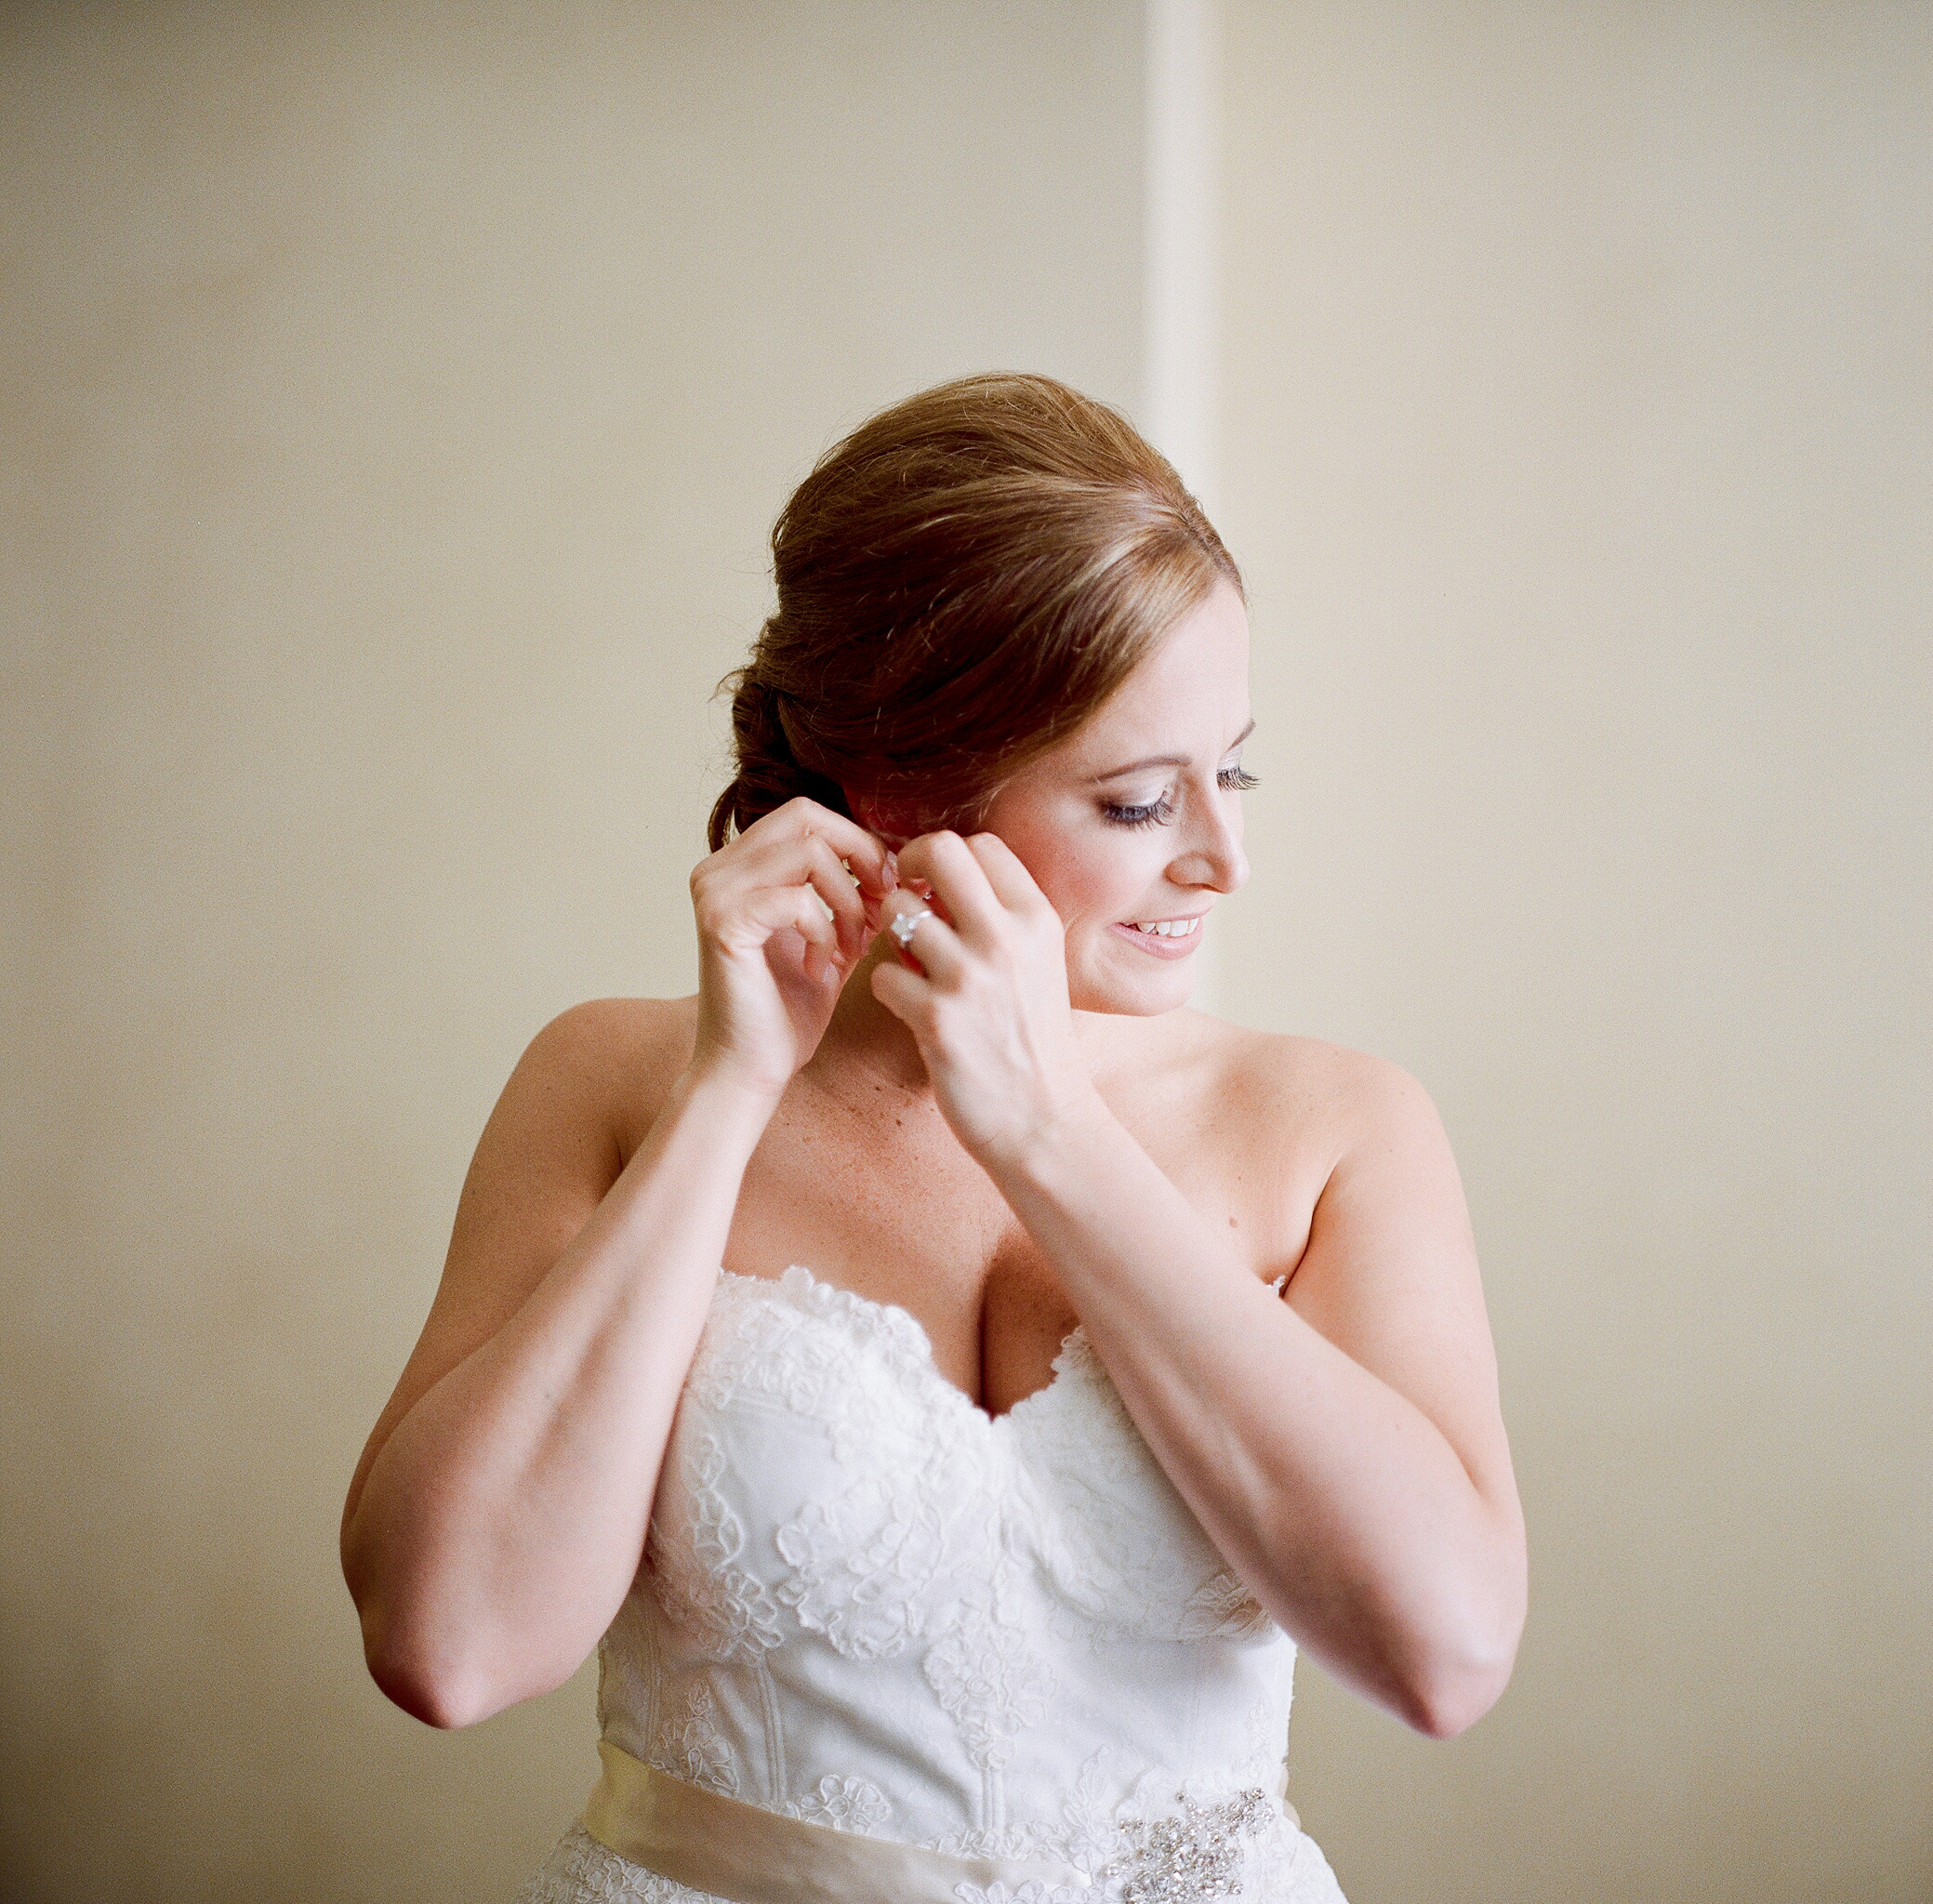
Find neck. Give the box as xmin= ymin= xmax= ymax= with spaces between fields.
xmin=799 ymin=938 xmax=939 ymax=1104
xmin=799 ymin=938 xmax=1147 ymax=1117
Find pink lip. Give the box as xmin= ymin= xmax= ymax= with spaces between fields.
xmin=1109 ymin=916 xmax=1207 ymax=960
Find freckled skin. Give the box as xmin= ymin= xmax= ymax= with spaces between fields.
xmin=342 ymin=581 xmax=1522 ymax=1740
xmin=716 ymin=590 xmax=1266 ymax=1407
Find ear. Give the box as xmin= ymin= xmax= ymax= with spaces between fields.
xmin=850 ymin=792 xmax=927 ymax=849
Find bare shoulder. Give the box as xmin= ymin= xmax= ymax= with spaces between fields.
xmin=506 ymin=995 xmax=700 ymax=1156
xmin=1177 ymin=1015 xmax=1498 ymax=1447
xmin=437 ymin=994 xmax=702 ymax=1342
xmin=342 ymin=994 xmax=702 ymax=1530
xmin=1198 ymin=1019 xmax=1479 ymax=1325
xmin=516 ymin=993 xmax=698 ymax=1101
xmin=1178 ymin=1012 xmax=1447 ymax=1171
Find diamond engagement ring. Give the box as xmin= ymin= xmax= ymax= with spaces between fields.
xmin=887 ymin=906 xmax=933 ymax=948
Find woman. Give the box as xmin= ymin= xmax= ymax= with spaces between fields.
xmin=342 ymin=376 xmax=1526 ymax=1903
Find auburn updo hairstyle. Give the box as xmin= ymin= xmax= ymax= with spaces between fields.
xmin=707 ymin=374 xmax=1242 ymax=852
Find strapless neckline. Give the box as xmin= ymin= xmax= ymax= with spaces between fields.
xmin=518 ymin=1260 xmax=1349 ymax=1902
xmin=718 ymin=1265 xmax=1084 ymax=1425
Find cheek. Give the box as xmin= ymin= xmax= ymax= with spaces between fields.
xmin=988 ymin=827 xmax=1102 ymax=925
xmin=982 ymin=794 xmax=1159 ymax=929
xmin=1032 ymin=840 xmax=1151 ymax=931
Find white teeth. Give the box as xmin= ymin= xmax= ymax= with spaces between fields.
xmin=1132 ymin=917 xmax=1199 ymax=938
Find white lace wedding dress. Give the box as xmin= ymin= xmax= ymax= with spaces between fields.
xmin=517 ymin=1266 xmax=1348 ymax=1903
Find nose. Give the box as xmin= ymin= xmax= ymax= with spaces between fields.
xmin=1170 ymin=784 xmax=1249 ymax=894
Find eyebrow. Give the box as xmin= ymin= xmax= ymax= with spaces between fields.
xmin=1085 ymin=720 xmax=1256 ymax=784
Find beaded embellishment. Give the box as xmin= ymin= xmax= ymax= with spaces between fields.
xmin=1097 ymin=1789 xmax=1278 ymax=1904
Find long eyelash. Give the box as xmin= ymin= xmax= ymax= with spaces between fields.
xmin=1105 ymin=771 xmax=1253 ymax=827
xmin=1102 ymin=794 xmax=1176 ymax=829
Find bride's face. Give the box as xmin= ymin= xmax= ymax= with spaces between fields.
xmin=978 ymin=581 xmax=1252 ymax=1015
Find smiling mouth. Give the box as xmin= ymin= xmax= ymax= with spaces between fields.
xmin=1122 ymin=916 xmax=1201 ymax=940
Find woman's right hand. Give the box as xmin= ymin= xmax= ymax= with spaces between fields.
xmin=688 ymin=799 xmax=896 ymax=1100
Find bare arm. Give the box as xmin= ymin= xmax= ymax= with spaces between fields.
xmin=340 ymin=1020 xmax=770 ymax=1728
xmin=340 ymin=802 xmax=893 ymax=1727
xmin=994 ymin=1060 xmax=1524 ymax=1738
xmin=877 ymin=832 xmax=1526 ymax=1738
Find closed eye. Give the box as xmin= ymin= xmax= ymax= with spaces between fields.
xmin=1101 ymin=793 xmax=1176 ymax=829
xmin=1105 ymin=767 xmax=1254 ymax=827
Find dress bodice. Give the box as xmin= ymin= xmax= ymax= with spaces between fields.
xmin=521 ymin=1266 xmax=1346 ymax=1904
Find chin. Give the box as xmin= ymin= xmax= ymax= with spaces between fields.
xmin=1069 ymin=963 xmax=1197 ymax=1018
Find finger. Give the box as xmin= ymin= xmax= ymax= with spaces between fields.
xmin=893 ymin=830 xmax=1002 ymax=945
xmin=868 ymin=956 xmax=935 ymax=1032
xmin=701 ymin=823 xmax=880 ymax=964
xmin=963 ymin=832 xmax=1054 ymax=917
xmin=756 ymin=798 xmax=896 ymax=898
xmin=799 ymin=834 xmax=870 ymax=962
xmin=880 ymin=891 xmax=963 ymax=982
xmin=722 ymin=882 xmax=844 ymax=975
xmin=692 ymin=856 xmax=830 ymax=954
xmin=726 ymin=802 xmax=883 ymax=892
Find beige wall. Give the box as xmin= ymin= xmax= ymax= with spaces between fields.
xmin=1 ymin=4 xmax=1141 ymax=1897
xmin=4 ymin=4 xmax=1927 ymax=1902
xmin=1218 ymin=5 xmax=1929 ymax=1900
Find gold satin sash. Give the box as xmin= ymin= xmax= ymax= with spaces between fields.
xmin=580 ymin=1739 xmax=1096 ymax=1903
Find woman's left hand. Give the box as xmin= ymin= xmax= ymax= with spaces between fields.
xmin=869 ymin=830 xmax=1101 ymax=1169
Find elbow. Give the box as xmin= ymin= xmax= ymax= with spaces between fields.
xmin=344 ymin=1538 xmax=597 ymax=1729
xmin=363 ymin=1623 xmax=515 ymax=1731
xmin=343 ymin=1524 xmax=517 ymax=1729
xmin=351 ymin=1585 xmax=522 ymax=1731
xmin=1394 ymin=1592 xmax=1525 ymax=1740
xmin=353 ymin=1587 xmax=591 ymax=1730
xmin=1368 ymin=1540 xmax=1527 ymax=1739
xmin=1404 ymin=1516 xmax=1529 ymax=1739
xmin=1398 ymin=1650 xmax=1516 ymax=1739
xmin=1314 ymin=1602 xmax=1521 ymax=1740
xmin=388 ymin=1677 xmax=501 ymax=1732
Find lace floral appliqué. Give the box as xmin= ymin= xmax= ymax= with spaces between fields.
xmin=790 ymin=1773 xmax=893 ymax=1833
xmin=1177 ymin=1569 xmax=1275 ymax=1643
xmin=516 ymin=1824 xmax=733 ymax=1904
xmin=536 ymin=1266 xmax=1330 ymax=1904
xmin=922 ymin=1597 xmax=1058 ymax=1771
xmin=646 ymin=1682 xmax=737 ymax=1797
xmin=650 ymin=1431 xmax=784 ymax=1663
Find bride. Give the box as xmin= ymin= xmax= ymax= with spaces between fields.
xmin=341 ymin=375 xmax=1526 ymax=1902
